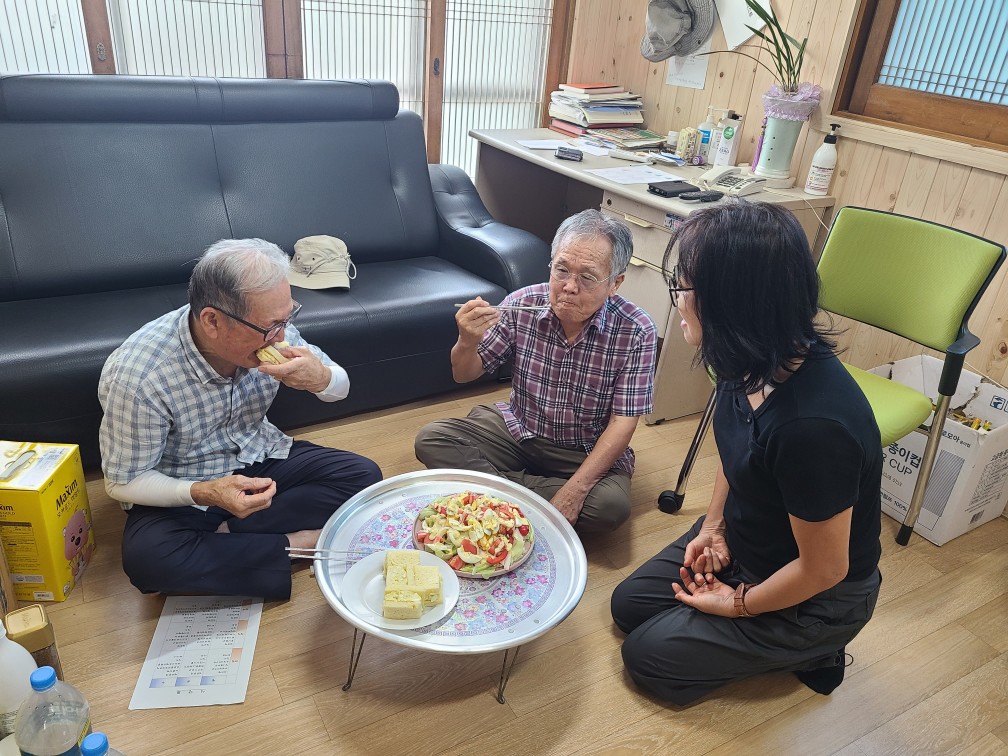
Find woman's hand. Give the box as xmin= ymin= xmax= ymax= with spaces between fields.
xmin=671 ymin=566 xmax=737 ymax=617
xmin=683 ymin=526 xmax=732 ymax=582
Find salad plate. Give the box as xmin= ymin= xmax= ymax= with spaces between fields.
xmin=412 ymin=491 xmax=535 ymax=578
xmin=341 ymin=551 xmax=460 ymax=631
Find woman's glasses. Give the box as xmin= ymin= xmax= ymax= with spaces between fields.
xmin=667 ymin=266 xmax=693 ymax=306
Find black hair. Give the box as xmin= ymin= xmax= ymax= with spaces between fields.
xmin=662 ymin=199 xmax=835 ymax=394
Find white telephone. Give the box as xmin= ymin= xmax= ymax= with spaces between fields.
xmin=698 ymin=166 xmax=767 ymax=197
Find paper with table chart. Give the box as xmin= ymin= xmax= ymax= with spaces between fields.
xmin=129 ymin=595 xmax=262 ymax=709
xmin=584 ymin=165 xmax=686 ymax=185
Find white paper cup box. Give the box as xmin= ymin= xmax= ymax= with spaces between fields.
xmin=0 ymin=442 xmax=95 ymax=601
xmin=870 ymin=355 xmax=1008 ymax=546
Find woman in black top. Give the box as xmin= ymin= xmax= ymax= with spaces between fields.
xmin=611 ymin=201 xmax=883 ymax=705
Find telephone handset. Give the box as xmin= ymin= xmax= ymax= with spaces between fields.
xmin=698 ymin=166 xmax=767 ymax=197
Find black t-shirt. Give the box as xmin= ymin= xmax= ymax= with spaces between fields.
xmin=715 ymin=344 xmax=882 ymax=582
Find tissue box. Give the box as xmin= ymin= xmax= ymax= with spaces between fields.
xmin=870 ymin=355 xmax=1008 ymax=546
xmin=0 ymin=442 xmax=94 ymax=601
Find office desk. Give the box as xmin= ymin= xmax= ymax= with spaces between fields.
xmin=469 ymin=128 xmax=835 ymax=424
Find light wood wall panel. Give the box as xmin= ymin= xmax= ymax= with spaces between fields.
xmin=567 ymin=0 xmax=1008 ymax=383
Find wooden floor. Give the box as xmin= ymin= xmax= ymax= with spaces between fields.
xmin=51 ymin=382 xmax=1008 ymax=755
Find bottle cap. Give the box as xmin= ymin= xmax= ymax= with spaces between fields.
xmin=4 ymin=604 xmax=55 ymax=652
xmin=29 ymin=665 xmax=56 ymax=691
xmin=81 ymin=732 xmax=109 ymax=756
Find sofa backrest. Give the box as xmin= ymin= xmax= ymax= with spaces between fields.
xmin=0 ymin=75 xmax=439 ymax=302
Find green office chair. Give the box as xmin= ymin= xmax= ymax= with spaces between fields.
xmin=658 ymin=206 xmax=1006 ymax=546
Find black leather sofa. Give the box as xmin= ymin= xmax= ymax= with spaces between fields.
xmin=0 ymin=75 xmax=548 ymax=468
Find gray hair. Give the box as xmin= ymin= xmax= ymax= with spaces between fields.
xmin=188 ymin=238 xmax=290 ymax=317
xmin=550 ymin=209 xmax=633 ymax=277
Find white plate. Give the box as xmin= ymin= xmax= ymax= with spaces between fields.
xmin=341 ymin=550 xmax=460 ymax=631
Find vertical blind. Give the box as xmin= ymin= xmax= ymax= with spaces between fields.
xmin=879 ymin=0 xmax=1007 ymax=104
xmin=0 ymin=0 xmax=90 ymax=74
xmin=301 ymin=0 xmax=426 ymax=116
xmin=107 ymin=0 xmax=266 ymax=77
xmin=441 ymin=0 xmax=552 ymax=175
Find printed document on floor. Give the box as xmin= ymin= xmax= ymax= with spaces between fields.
xmin=129 ymin=595 xmax=263 ymax=709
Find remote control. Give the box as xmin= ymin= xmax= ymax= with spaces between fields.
xmin=554 ymin=146 xmax=584 ymax=162
xmin=679 ymin=190 xmax=725 ymax=202
xmin=608 ymin=149 xmax=654 ymax=164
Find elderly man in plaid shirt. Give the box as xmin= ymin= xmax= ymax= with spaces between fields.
xmin=415 ymin=210 xmax=657 ymax=532
xmin=99 ymin=239 xmax=382 ymax=600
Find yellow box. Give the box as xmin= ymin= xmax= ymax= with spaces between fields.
xmin=0 ymin=442 xmax=95 ymax=601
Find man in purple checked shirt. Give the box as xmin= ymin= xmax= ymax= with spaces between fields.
xmin=415 ymin=209 xmax=657 ymax=533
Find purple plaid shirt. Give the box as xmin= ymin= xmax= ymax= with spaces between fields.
xmin=477 ymin=283 xmax=657 ymax=474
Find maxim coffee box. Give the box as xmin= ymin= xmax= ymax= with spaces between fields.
xmin=871 ymin=355 xmax=1008 ymax=546
xmin=0 ymin=442 xmax=95 ymax=601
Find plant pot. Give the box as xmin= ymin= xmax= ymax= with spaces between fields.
xmin=753 ymin=116 xmax=804 ymax=180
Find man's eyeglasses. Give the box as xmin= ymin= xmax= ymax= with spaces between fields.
xmin=548 ymin=262 xmax=616 ymax=291
xmin=667 ymin=266 xmax=694 ymax=305
xmin=214 ymin=300 xmax=302 ymax=342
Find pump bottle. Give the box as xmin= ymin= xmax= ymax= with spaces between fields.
xmin=805 ymin=123 xmax=840 ymax=195
xmin=697 ymin=106 xmax=717 ymax=164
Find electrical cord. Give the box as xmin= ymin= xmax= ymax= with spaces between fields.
xmin=761 ymin=187 xmax=832 ymax=232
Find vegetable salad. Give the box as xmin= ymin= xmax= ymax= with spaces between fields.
xmin=414 ymin=491 xmax=533 ymax=577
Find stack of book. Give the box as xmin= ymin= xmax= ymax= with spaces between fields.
xmin=548 ymin=83 xmax=663 ymax=149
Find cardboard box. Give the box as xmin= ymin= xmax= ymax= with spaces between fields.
xmin=871 ymin=355 xmax=1008 ymax=546
xmin=0 ymin=442 xmax=95 ymax=601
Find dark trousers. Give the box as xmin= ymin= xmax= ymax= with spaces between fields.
xmin=610 ymin=516 xmax=881 ymax=705
xmin=414 ymin=404 xmax=632 ymax=533
xmin=122 ymin=441 xmax=382 ymax=600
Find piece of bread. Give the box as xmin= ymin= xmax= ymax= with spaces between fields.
xmin=255 ymin=341 xmax=290 ymax=365
xmin=383 ymin=549 xmax=419 ymax=578
xmin=409 ymin=564 xmax=443 ymax=606
xmin=382 ymin=589 xmax=423 ymax=619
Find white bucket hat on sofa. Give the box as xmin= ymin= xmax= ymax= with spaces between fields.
xmin=288 ymin=235 xmax=356 ymax=290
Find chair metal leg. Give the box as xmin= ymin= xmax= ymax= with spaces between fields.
xmin=342 ymin=628 xmax=367 ymax=691
xmin=658 ymin=388 xmax=717 ymax=514
xmin=896 ymin=394 xmax=952 ymax=545
xmin=496 ymin=645 xmax=521 ymax=704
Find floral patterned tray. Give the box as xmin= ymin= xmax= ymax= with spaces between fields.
xmin=313 ymin=469 xmax=588 ymax=654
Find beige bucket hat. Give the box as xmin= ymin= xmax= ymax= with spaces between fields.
xmin=288 ymin=235 xmax=356 ymax=290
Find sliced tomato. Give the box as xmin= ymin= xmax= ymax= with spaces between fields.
xmin=448 ymin=555 xmax=465 ymax=571
xmin=486 ymin=550 xmax=508 ymax=565
xmin=518 ymin=524 xmax=530 ymax=537
xmin=437 ymin=505 xmax=448 ymax=516
xmin=463 ymin=493 xmax=477 ymax=506
xmin=416 ymin=531 xmax=428 ymax=543
xmin=489 ymin=537 xmax=505 ymax=555
xmin=461 ymin=538 xmax=478 ymax=555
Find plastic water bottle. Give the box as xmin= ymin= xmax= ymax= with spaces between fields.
xmin=0 ymin=618 xmax=37 ymax=739
xmin=13 ymin=667 xmax=91 ymax=756
xmin=80 ymin=733 xmax=124 ymax=756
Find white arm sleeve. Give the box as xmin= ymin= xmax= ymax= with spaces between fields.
xmin=105 ymin=468 xmax=197 ymax=508
xmin=314 ymin=363 xmax=350 ymax=402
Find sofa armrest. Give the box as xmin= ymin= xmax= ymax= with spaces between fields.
xmin=429 ymin=164 xmax=549 ymax=291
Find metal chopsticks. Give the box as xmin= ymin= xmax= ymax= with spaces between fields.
xmin=286 ymin=547 xmax=373 ymax=561
xmin=453 ymin=303 xmax=549 ymax=311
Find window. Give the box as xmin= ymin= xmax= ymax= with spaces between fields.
xmin=835 ymin=0 xmax=1007 ymax=149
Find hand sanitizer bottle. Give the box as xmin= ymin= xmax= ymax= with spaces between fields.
xmin=697 ymin=106 xmax=717 ymax=164
xmin=805 ymin=123 xmax=841 ymax=195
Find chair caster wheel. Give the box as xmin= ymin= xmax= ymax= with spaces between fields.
xmin=657 ymin=490 xmax=683 ymax=514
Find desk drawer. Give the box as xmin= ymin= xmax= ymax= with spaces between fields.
xmin=623 ymin=260 xmax=671 ymax=332
xmin=601 ymin=207 xmax=671 ymax=270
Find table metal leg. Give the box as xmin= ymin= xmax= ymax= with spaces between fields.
xmin=342 ymin=628 xmax=367 ymax=691
xmin=496 ymin=645 xmax=521 ymax=704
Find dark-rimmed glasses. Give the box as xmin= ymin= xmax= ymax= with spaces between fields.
xmin=548 ymin=262 xmax=616 ymax=291
xmin=667 ymin=266 xmax=694 ymax=306
xmin=214 ymin=300 xmax=302 ymax=342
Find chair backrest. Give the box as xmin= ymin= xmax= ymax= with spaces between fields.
xmin=817 ymin=206 xmax=1005 ymax=352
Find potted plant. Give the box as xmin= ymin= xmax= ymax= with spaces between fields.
xmin=708 ymin=0 xmax=821 ymax=182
